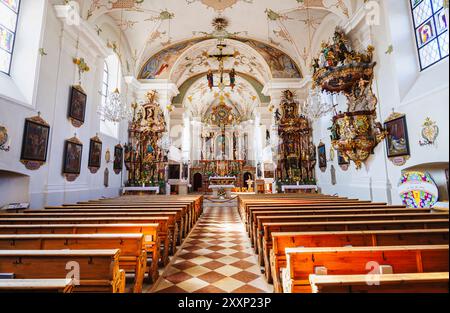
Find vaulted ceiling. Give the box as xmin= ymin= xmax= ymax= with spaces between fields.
xmin=79 ymin=0 xmax=362 ymax=80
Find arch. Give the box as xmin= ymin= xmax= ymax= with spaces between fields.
xmin=138 ymin=37 xmax=302 ymax=82
xmin=193 ymin=173 xmax=203 ymax=192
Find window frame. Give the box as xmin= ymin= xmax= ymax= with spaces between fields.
xmin=100 ymin=61 xmax=109 ymax=121
xmin=410 ymin=0 xmax=449 ymax=71
xmin=0 ymin=0 xmax=21 ymax=75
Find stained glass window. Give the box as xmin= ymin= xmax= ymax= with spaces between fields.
xmin=411 ymin=0 xmax=449 ymax=70
xmin=0 ymin=0 xmax=20 ymax=74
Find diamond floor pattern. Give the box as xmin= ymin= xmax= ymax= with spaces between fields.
xmin=150 ymin=206 xmax=273 ymax=293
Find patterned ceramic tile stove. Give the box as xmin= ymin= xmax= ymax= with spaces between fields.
xmin=151 ymin=205 xmax=273 ymax=293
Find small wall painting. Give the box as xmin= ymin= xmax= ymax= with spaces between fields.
xmin=63 ymin=136 xmax=83 ymax=181
xmin=20 ymin=114 xmax=51 ymax=170
xmin=68 ymin=85 xmax=87 ymax=128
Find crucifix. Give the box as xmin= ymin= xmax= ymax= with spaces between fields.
xmin=207 ymin=44 xmax=236 ymax=90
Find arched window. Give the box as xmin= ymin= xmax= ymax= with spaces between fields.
xmin=101 ymin=61 xmax=109 ymax=107
xmin=0 ymin=0 xmax=21 ymax=75
xmin=99 ymin=54 xmax=121 ymax=138
xmin=411 ymin=0 xmax=449 ymax=70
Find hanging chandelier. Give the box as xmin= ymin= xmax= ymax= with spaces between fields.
xmin=300 ymin=1 xmax=334 ymax=121
xmin=301 ymin=87 xmax=335 ymax=121
xmin=98 ymin=7 xmax=130 ymax=123
xmin=99 ymin=88 xmax=131 ymax=123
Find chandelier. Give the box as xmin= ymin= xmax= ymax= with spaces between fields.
xmin=301 ymin=87 xmax=335 ymax=120
xmin=97 ymin=7 xmax=130 ymax=123
xmin=98 ymin=88 xmax=131 ymax=123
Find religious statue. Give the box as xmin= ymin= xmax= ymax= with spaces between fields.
xmin=229 ymin=68 xmax=236 ymax=90
xmin=207 ymin=69 xmax=214 ymax=90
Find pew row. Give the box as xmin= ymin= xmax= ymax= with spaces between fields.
xmin=0 ymin=250 xmax=126 ymax=293
xmin=0 ymin=279 xmax=74 ymax=293
xmin=281 ymin=245 xmax=449 ymax=293
xmin=269 ymin=229 xmax=450 ymax=292
xmin=308 ymin=272 xmax=450 ymax=293
xmin=0 ymin=234 xmax=148 ymax=292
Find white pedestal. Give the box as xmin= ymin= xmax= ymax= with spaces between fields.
xmin=122 ymin=186 xmax=160 ymax=195
xmin=281 ymin=185 xmax=318 ymax=193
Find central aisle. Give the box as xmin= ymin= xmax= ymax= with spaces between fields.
xmin=151 ymin=205 xmax=273 ymax=293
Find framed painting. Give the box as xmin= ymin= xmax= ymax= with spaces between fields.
xmin=20 ymin=115 xmax=50 ymax=170
xmin=318 ymin=143 xmax=327 ymax=171
xmin=113 ymin=144 xmax=123 ymax=174
xmin=63 ymin=137 xmax=83 ymax=176
xmin=384 ymin=114 xmax=410 ymax=158
xmin=337 ymin=150 xmax=350 ymax=166
xmin=88 ymin=136 xmax=102 ymax=173
xmin=68 ymin=85 xmax=87 ymax=127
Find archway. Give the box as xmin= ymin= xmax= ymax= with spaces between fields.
xmin=193 ymin=173 xmax=203 ymax=192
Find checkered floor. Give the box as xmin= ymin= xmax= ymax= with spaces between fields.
xmin=151 ymin=205 xmax=273 ymax=293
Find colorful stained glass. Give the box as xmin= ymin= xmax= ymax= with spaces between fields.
xmin=0 ymin=24 xmax=14 ymax=53
xmin=0 ymin=0 xmax=19 ymax=74
xmin=1 ymin=0 xmax=19 ymax=12
xmin=417 ymin=19 xmax=436 ymax=46
xmin=398 ymin=171 xmax=439 ymax=208
xmin=411 ymin=0 xmax=449 ymax=70
xmin=435 ymin=9 xmax=448 ymax=34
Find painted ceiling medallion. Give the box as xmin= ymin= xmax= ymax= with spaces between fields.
xmin=187 ymin=0 xmax=253 ymax=12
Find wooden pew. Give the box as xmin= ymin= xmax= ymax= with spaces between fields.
xmin=247 ymin=207 xmax=430 ymax=247
xmin=260 ymin=219 xmax=450 ymax=274
xmin=45 ymin=204 xmax=194 ymax=237
xmin=0 ymin=234 xmax=148 ymax=292
xmin=29 ymin=207 xmax=188 ymax=243
xmin=0 ymin=279 xmax=74 ymax=293
xmin=0 ymin=217 xmax=171 ymax=266
xmin=269 ymin=229 xmax=450 ymax=292
xmin=308 ymin=272 xmax=450 ymax=293
xmin=282 ymin=245 xmax=449 ymax=293
xmin=240 ymin=200 xmax=384 ymax=221
xmin=245 ymin=204 xmax=407 ymax=232
xmin=0 ymin=223 xmax=160 ymax=283
xmin=255 ymin=212 xmax=449 ymax=256
xmin=0 ymin=249 xmax=125 ymax=293
xmin=0 ymin=212 xmax=178 ymax=249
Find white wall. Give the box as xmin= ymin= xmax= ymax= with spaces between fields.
xmin=0 ymin=1 xmax=128 ymax=208
xmin=314 ymin=0 xmax=449 ymax=204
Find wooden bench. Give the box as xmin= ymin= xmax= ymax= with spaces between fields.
xmin=0 ymin=217 xmax=171 ymax=266
xmin=245 ymin=204 xmax=407 ymax=232
xmin=247 ymin=207 xmax=430 ymax=247
xmin=32 ymin=207 xmax=189 ymax=243
xmin=0 ymin=279 xmax=74 ymax=293
xmin=282 ymin=245 xmax=449 ymax=293
xmin=0 ymin=234 xmax=148 ymax=292
xmin=308 ymin=272 xmax=450 ymax=293
xmin=255 ymin=212 xmax=449 ymax=255
xmin=260 ymin=219 xmax=450 ymax=274
xmin=45 ymin=205 xmax=193 ymax=237
xmin=0 ymin=249 xmax=125 ymax=293
xmin=270 ymin=229 xmax=450 ymax=292
xmin=0 ymin=223 xmax=160 ymax=283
